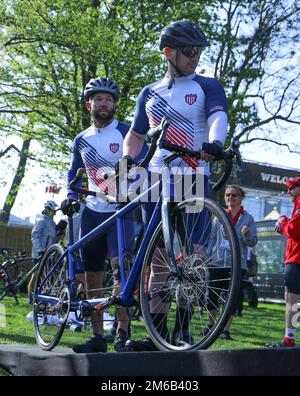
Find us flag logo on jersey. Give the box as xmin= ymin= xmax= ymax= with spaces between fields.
xmin=185 ymin=94 xmax=197 ymax=105
xmin=110 ymin=143 xmax=119 ymax=153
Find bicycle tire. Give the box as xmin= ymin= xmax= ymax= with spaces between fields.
xmin=140 ymin=197 xmax=241 ymax=351
xmin=33 ymin=244 xmax=70 ymax=351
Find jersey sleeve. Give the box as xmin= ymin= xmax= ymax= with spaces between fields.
xmin=131 ymin=86 xmax=151 ymax=135
xmin=67 ymin=136 xmax=85 ymax=199
xmin=195 ymin=76 xmax=228 ymax=119
xmin=116 ymin=121 xmax=130 ymax=138
xmin=205 ymin=79 xmax=227 ymax=118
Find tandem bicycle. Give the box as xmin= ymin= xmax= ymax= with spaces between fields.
xmin=32 ymin=117 xmax=242 ymax=351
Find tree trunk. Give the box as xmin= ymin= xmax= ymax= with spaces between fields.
xmin=0 ymin=138 xmax=31 ymax=223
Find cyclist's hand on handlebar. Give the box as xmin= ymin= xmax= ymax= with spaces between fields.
xmin=201 ymin=141 xmax=223 ymax=162
xmin=115 ymin=155 xmax=135 ymax=175
xmin=61 ymin=198 xmax=80 ymax=216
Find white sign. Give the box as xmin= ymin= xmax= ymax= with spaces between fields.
xmin=260 ymin=172 xmax=289 ymax=185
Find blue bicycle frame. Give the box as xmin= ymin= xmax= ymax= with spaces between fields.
xmin=37 ymin=179 xmax=162 ymax=310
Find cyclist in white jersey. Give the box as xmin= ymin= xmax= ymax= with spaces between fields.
xmin=122 ymin=20 xmax=229 ymax=351
xmin=61 ymin=77 xmax=147 ymax=353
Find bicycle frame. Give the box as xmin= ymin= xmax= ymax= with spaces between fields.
xmin=14 ymin=259 xmax=40 ymax=288
xmin=1 ymin=255 xmax=41 ymax=286
xmin=37 ymin=179 xmax=162 ymax=309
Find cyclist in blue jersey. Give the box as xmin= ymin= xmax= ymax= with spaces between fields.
xmin=122 ymin=20 xmax=229 ymax=351
xmin=61 ymin=77 xmax=147 ymax=353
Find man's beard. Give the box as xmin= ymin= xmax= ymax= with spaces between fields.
xmin=92 ymin=108 xmax=116 ymax=126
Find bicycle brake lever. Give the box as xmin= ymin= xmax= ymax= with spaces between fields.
xmin=231 ymin=138 xmax=245 ymax=172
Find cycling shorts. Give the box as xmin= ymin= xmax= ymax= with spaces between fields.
xmin=79 ymin=206 xmax=135 ymax=273
xmin=142 ymin=174 xmax=211 ymax=246
xmin=285 ymin=263 xmax=300 ymax=294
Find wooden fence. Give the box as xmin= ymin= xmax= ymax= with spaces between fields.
xmin=0 ymin=222 xmax=32 ymax=256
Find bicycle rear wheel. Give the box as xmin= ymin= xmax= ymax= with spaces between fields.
xmin=140 ymin=197 xmax=241 ymax=351
xmin=33 ymin=244 xmax=69 ymax=351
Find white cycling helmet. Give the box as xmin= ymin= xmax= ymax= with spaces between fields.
xmin=44 ymin=200 xmax=58 ymax=211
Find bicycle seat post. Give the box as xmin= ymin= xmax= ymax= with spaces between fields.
xmin=68 ymin=214 xmax=74 ymax=245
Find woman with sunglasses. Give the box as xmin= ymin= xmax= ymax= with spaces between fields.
xmin=268 ymin=176 xmax=300 ymax=348
xmin=122 ymin=20 xmax=228 ymax=351
xmin=208 ymin=185 xmax=257 ymax=340
xmin=224 ymin=185 xmax=257 ymax=329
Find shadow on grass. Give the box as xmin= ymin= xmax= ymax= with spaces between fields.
xmin=0 ymin=330 xmax=36 ymax=345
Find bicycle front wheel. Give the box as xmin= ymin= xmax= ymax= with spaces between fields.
xmin=140 ymin=197 xmax=241 ymax=351
xmin=33 ymin=244 xmax=69 ymax=351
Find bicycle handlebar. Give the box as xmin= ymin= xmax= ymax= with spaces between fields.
xmin=68 ymin=168 xmax=115 ymax=203
xmin=69 ymin=116 xmax=242 ymax=196
xmin=155 ymin=120 xmax=243 ymax=191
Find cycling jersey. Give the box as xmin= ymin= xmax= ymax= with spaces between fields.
xmin=68 ymin=119 xmax=147 ymax=213
xmin=279 ymin=196 xmax=300 ymax=265
xmin=132 ymin=72 xmax=228 ymax=174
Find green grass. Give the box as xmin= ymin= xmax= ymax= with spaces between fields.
xmin=0 ymin=294 xmax=286 ymax=351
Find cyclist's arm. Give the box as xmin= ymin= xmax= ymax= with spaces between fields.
xmin=208 ymin=111 xmax=228 ymax=147
xmin=200 ymin=111 xmax=228 ymax=163
xmin=123 ymin=129 xmax=146 ymax=159
xmin=123 ymin=85 xmax=150 ymax=160
xmin=199 ymin=77 xmax=228 ymax=162
xmin=67 ymin=136 xmax=85 ymax=199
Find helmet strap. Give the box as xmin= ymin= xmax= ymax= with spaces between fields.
xmin=164 ymin=48 xmax=184 ymax=89
xmin=167 ymin=58 xmax=183 ymax=89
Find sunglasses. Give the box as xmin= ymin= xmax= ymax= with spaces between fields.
xmin=225 ymin=193 xmax=239 ymax=198
xmin=181 ymin=46 xmax=202 ymax=58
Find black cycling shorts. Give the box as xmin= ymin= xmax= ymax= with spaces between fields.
xmin=79 ymin=206 xmax=135 ymax=273
xmin=285 ymin=263 xmax=300 ymax=294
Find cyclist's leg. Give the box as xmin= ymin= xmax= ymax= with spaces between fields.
xmin=73 ymin=207 xmax=110 ymax=353
xmin=171 ymin=175 xmax=211 ymax=343
xmin=107 ymin=213 xmax=136 ymax=351
xmin=126 ymin=198 xmax=169 ymax=352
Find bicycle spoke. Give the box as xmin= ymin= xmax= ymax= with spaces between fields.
xmin=140 ymin=197 xmax=241 ymax=351
xmin=33 ymin=244 xmax=69 ymax=351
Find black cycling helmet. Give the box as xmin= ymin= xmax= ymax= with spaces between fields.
xmin=158 ymin=20 xmax=210 ymax=50
xmin=84 ymin=77 xmax=120 ymax=101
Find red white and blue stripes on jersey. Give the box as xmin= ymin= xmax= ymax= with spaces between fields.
xmin=131 ymin=72 xmax=228 ymax=173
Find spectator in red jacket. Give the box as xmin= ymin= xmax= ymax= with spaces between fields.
xmin=268 ymin=176 xmax=300 ymax=348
